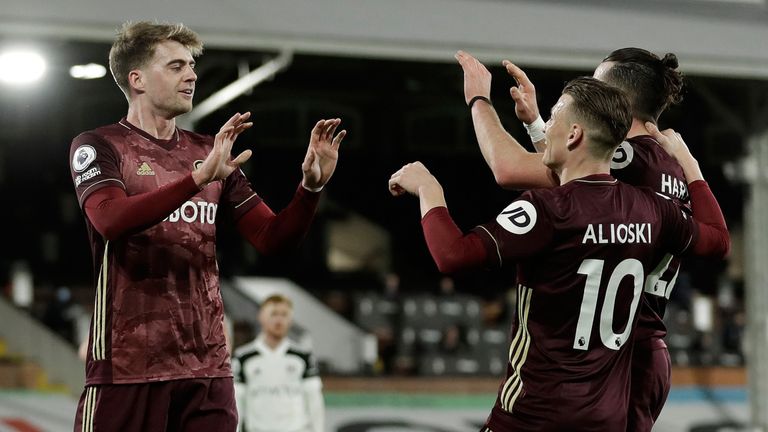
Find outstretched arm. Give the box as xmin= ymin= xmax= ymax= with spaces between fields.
xmin=84 ymin=179 xmax=199 ymax=241
xmin=236 ymin=185 xmax=320 ymax=255
xmin=389 ymin=162 xmax=489 ymax=273
xmin=455 ymin=51 xmax=555 ymax=190
xmin=237 ymin=119 xmax=346 ymax=254
xmin=647 ymin=123 xmax=730 ymax=257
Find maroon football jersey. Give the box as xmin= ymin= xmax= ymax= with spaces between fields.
xmin=474 ymin=174 xmax=696 ymax=432
xmin=611 ymin=135 xmax=690 ymax=342
xmin=69 ymin=118 xmax=261 ymax=385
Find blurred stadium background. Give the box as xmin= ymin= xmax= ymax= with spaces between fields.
xmin=1 ymin=1 xmax=768 ymax=430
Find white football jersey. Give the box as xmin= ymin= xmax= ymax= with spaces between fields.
xmin=233 ymin=336 xmax=324 ymax=432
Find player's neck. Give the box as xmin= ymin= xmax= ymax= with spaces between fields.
xmin=126 ymin=104 xmax=177 ymax=140
xmin=262 ymin=333 xmax=285 ymax=350
xmin=626 ymin=118 xmax=651 ymax=139
xmin=558 ymin=158 xmax=611 ymax=184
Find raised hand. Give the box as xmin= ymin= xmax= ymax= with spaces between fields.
xmin=455 ymin=50 xmax=492 ymax=105
xmin=388 ymin=162 xmax=438 ymax=197
xmin=193 ymin=112 xmax=253 ymax=187
xmin=502 ymin=60 xmax=540 ymax=124
xmin=302 ymin=119 xmax=346 ymax=190
xmin=389 ymin=162 xmax=447 ymax=216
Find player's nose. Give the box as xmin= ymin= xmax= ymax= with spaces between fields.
xmin=185 ymin=67 xmax=197 ymax=82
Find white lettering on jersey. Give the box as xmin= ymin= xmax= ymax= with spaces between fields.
xmin=74 ymin=165 xmax=102 ymax=186
xmin=610 ymin=141 xmax=634 ymax=170
xmin=72 ymin=145 xmax=97 ymax=172
xmin=497 ymin=201 xmax=537 ymax=235
xmin=164 ymin=200 xmax=218 ymax=225
xmin=643 ymin=253 xmax=680 ymax=299
xmin=661 ymin=173 xmax=688 ymax=200
xmin=582 ymin=223 xmax=651 ymax=244
xmin=251 ymin=384 xmax=304 ymax=397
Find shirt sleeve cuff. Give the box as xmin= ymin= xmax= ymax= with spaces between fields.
xmin=301 ymin=181 xmax=324 ymax=193
xmin=296 ymin=182 xmax=323 ymax=205
xmin=421 ymin=206 xmax=449 ymax=222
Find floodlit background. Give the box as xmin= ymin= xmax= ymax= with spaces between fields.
xmin=2 ymin=1 xmax=768 ymax=431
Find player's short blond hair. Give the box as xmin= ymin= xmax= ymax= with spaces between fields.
xmin=108 ymin=21 xmax=203 ymax=97
xmin=261 ymin=294 xmax=293 ymax=310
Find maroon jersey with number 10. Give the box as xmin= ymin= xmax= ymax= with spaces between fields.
xmin=69 ymin=118 xmax=262 ymax=385
xmin=473 ymin=174 xmax=696 ymax=432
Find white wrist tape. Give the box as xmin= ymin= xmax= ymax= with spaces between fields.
xmin=524 ymin=115 xmax=546 ymax=143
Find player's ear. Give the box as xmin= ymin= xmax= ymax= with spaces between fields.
xmin=128 ymin=69 xmax=144 ymax=92
xmin=566 ymin=123 xmax=583 ymax=151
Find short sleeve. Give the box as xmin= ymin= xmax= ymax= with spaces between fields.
xmin=471 ymin=191 xmax=554 ymax=268
xmin=656 ymin=193 xmax=697 ymax=255
xmin=221 ymin=169 xmax=263 ymax=221
xmin=70 ymin=133 xmax=125 ymax=207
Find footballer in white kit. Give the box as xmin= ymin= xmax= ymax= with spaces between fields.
xmin=233 ymin=295 xmax=324 ymax=432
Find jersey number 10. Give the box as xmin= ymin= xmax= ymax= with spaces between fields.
xmin=573 ymin=259 xmax=645 ymax=351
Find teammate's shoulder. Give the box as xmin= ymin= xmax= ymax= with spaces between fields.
xmin=627 ymin=135 xmax=657 ymax=146
xmin=519 ymin=187 xmax=554 ymax=203
xmin=626 ymin=135 xmax=670 ymax=159
xmin=615 ymin=180 xmax=655 ymax=197
xmin=627 ymin=183 xmax=678 ymax=211
xmin=524 ymin=183 xmax=573 ymax=208
xmin=507 ymin=187 xmax=566 ymax=222
xmin=610 ymin=137 xmax=658 ymax=171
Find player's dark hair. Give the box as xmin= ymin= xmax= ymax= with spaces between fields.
xmin=601 ymin=47 xmax=684 ymax=122
xmin=562 ymin=77 xmax=632 ymax=158
xmin=109 ymin=21 xmax=203 ymax=98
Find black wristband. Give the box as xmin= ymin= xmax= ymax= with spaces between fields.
xmin=468 ymin=95 xmax=492 ymax=109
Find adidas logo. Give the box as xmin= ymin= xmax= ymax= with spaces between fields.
xmin=137 ymin=162 xmax=155 ymax=176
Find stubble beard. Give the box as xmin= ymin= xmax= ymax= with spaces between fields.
xmin=159 ymin=93 xmax=193 ymax=119
xmin=170 ymin=99 xmax=193 ymax=118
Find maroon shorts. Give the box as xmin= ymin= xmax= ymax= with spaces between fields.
xmin=73 ymin=377 xmax=237 ymax=432
xmin=627 ymin=337 xmax=671 ymax=432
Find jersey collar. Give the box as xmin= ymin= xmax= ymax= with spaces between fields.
xmin=256 ymin=334 xmax=290 ymax=355
xmin=573 ymin=173 xmax=617 ymax=185
xmin=118 ymin=117 xmax=180 ymax=151
xmin=627 ymin=134 xmax=659 ymax=147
